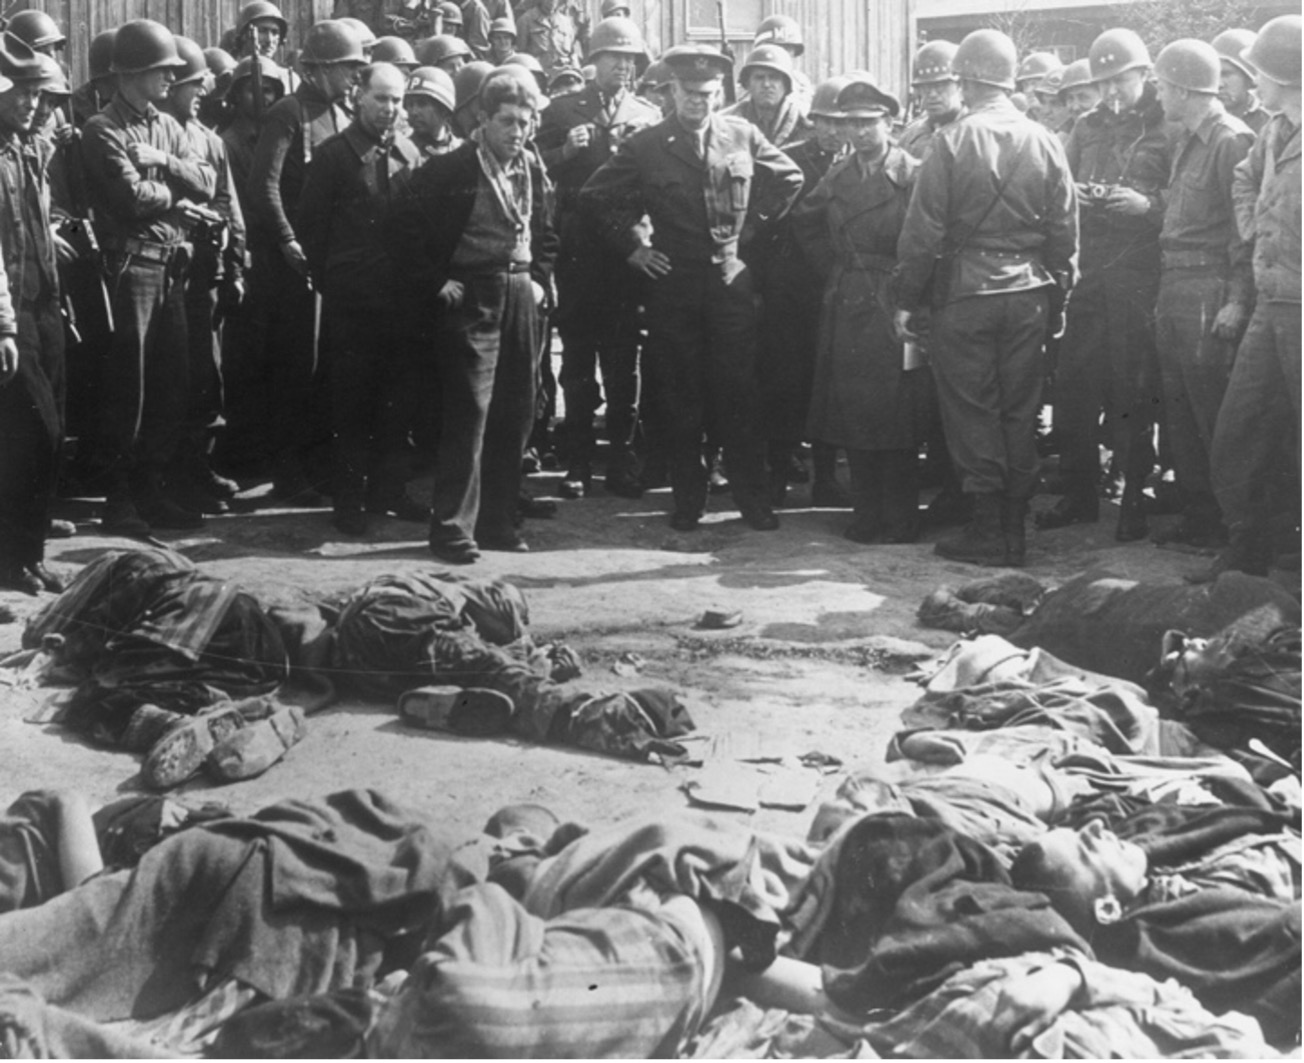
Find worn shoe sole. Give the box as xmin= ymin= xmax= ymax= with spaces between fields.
xmin=207 ymin=705 xmax=306 ymax=782
xmin=144 ymin=705 xmax=246 ymax=790
xmin=398 ymin=685 xmax=514 ymax=737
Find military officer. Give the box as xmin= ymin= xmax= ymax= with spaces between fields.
xmin=580 ymin=44 xmax=803 ymax=532
xmin=1211 ymin=28 xmax=1271 ymax=134
xmin=404 ymin=64 xmax=460 ymax=158
xmin=894 ymin=29 xmax=1078 ymax=568
xmin=722 ymin=43 xmax=811 ymax=149
xmin=749 ymin=14 xmax=812 ymax=114
xmin=535 ymin=16 xmax=660 ymax=500
xmin=899 ymin=40 xmax=962 ymax=161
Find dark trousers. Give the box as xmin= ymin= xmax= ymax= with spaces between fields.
xmin=98 ymin=252 xmax=188 ymax=491
xmin=1054 ymin=267 xmax=1159 ymax=500
xmin=180 ymin=258 xmax=223 ymax=470
xmin=328 ymin=301 xmax=417 ymax=510
xmin=1155 ymin=267 xmax=1239 ymax=526
xmin=0 ymin=301 xmax=62 ymax=566
xmin=429 ymin=270 xmax=539 ymax=546
xmin=847 ymin=448 xmax=918 ymax=540
xmin=642 ymin=263 xmax=767 ymax=518
xmin=930 ymin=288 xmax=1048 ymax=500
xmin=1211 ymin=300 xmax=1301 ymax=534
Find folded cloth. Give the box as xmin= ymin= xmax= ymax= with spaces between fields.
xmin=209 ymin=987 xmax=378 ymax=1058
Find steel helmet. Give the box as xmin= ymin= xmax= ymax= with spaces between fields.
xmin=405 ymin=64 xmax=456 ymax=110
xmin=34 ymin=53 xmax=68 ymax=94
xmin=227 ymin=54 xmax=287 ymax=97
xmin=88 ymin=29 xmax=117 ymax=80
xmin=1154 ymin=39 xmax=1220 ymax=93
xmin=416 ymin=34 xmax=472 ymax=66
xmin=171 ymin=35 xmax=211 ymax=86
xmin=639 ymin=57 xmax=671 ymax=90
xmin=809 ymin=73 xmax=851 ymax=117
xmin=601 ymin=0 xmax=631 ymax=15
xmin=912 ymin=39 xmax=958 ymax=85
xmin=953 ymin=28 xmax=1017 ymax=91
xmin=503 ymin=50 xmax=546 ymax=86
xmin=336 ymin=17 xmax=377 ymax=52
xmin=752 ymin=14 xmax=803 ymax=56
xmin=1036 ymin=66 xmax=1066 ymax=95
xmin=1210 ymin=29 xmax=1258 ymax=81
xmin=1058 ymin=57 xmax=1094 ymax=94
xmin=738 ymin=42 xmax=794 ymax=89
xmin=205 ymin=47 xmax=237 ymax=78
xmin=6 ymin=10 xmax=65 ymax=51
xmin=488 ymin=17 xmax=516 ymax=38
xmin=0 ymin=31 xmax=42 ymax=81
xmin=1017 ymin=51 xmax=1061 ymax=85
xmin=438 ymin=2 xmax=463 ymax=28
xmin=300 ymin=20 xmax=368 ymax=65
xmin=237 ymin=1 xmax=289 ymax=40
xmin=587 ymin=17 xmax=647 ymax=61
xmin=112 ymin=19 xmax=186 ymax=75
xmin=491 ymin=60 xmax=548 ymax=105
xmin=1088 ymin=28 xmax=1150 ymax=82
xmin=1244 ymin=15 xmax=1301 ymax=87
xmin=548 ymin=65 xmax=584 ymax=92
xmin=453 ymin=59 xmax=493 ymax=110
xmin=373 ymin=35 xmax=418 ymax=69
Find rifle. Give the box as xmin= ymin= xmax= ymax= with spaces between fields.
xmin=240 ymin=25 xmax=266 ymax=125
xmin=716 ymin=0 xmax=735 ymax=104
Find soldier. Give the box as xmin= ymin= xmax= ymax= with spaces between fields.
xmin=637 ymin=58 xmax=673 ymax=117
xmin=601 ymin=0 xmax=631 ymax=16
xmin=899 ymin=40 xmax=962 ymax=161
xmin=504 ymin=51 xmax=548 ymax=95
xmin=417 ymin=34 xmax=473 ymax=75
xmin=755 ymin=74 xmax=850 ymax=511
xmin=218 ymin=58 xmax=286 ymax=209
xmin=373 ymin=36 xmax=419 ymax=72
xmin=516 ymin=0 xmax=579 ymax=82
xmin=200 ymin=48 xmax=238 ymax=129
xmin=386 ymin=68 xmax=557 ymax=562
xmin=0 ymin=39 xmax=63 ymax=592
xmin=245 ymin=19 xmax=367 ymax=504
xmin=894 ymin=29 xmax=1078 ymax=568
xmin=1204 ymin=15 xmax=1301 ymax=579
xmin=69 ymin=30 xmax=116 ymax=130
xmin=1015 ymin=51 xmax=1061 ymax=125
xmin=338 ymin=17 xmax=379 ymax=60
xmin=722 ymin=44 xmax=811 ymax=149
xmin=237 ymin=1 xmax=290 ymax=62
xmin=487 ymin=18 xmax=518 ymax=65
xmin=80 ymin=20 xmax=218 ymax=534
xmin=536 ymin=16 xmax=660 ymax=501
xmin=405 ymin=64 xmax=460 ymax=157
xmin=297 ymin=63 xmax=424 ymax=536
xmin=4 ymin=11 xmax=65 ymax=59
xmin=1211 ymin=29 xmax=1271 ymax=134
xmin=452 ymin=59 xmax=494 ymax=137
xmin=580 ymin=44 xmax=803 ymax=533
xmin=1038 ymin=28 xmax=1167 ymax=543
xmin=163 ymin=37 xmax=246 ymax=518
xmin=750 ymin=14 xmax=812 ymax=113
xmin=1150 ymin=39 xmax=1253 ymax=549
xmin=460 ymin=0 xmax=494 ymax=60
xmin=1057 ymin=58 xmax=1099 ymax=125
xmin=547 ymin=66 xmax=584 ymax=98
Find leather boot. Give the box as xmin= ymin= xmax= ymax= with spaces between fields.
xmin=935 ymin=493 xmax=1007 ymax=566
xmin=1186 ymin=522 xmax=1273 ymax=583
xmin=1002 ymin=497 xmax=1028 ymax=567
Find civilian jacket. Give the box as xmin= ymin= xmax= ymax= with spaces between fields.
xmin=579 ymin=112 xmax=803 ymax=280
xmin=1233 ymin=113 xmax=1300 ymax=305
xmin=297 ymin=122 xmax=421 ymax=308
xmin=248 ymin=81 xmax=351 ymax=248
xmin=384 ymin=139 xmax=556 ymax=322
xmin=1064 ymin=83 xmax=1169 ymax=274
xmin=895 ymin=94 xmax=1078 ymax=311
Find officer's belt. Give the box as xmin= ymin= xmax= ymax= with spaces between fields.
xmin=844 ymin=252 xmax=896 ymax=273
xmin=1162 ymin=249 xmax=1229 ymax=271
xmin=102 ymin=237 xmax=185 ymax=266
xmin=450 ymin=262 xmax=532 ymax=277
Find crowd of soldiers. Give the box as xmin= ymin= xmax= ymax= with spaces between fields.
xmin=0 ymin=1 xmax=1297 ymax=583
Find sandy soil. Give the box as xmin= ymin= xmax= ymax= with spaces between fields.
xmin=0 ymin=471 xmax=1270 ymax=843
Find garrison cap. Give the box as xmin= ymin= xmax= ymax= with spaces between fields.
xmin=663 ymin=43 xmax=731 ymax=82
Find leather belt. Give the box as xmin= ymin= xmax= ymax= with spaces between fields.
xmin=103 ymin=237 xmax=182 ymax=265
xmin=1162 ymin=249 xmax=1228 ymax=270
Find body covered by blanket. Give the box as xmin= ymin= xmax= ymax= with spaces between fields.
xmin=785 ymin=813 xmax=1086 ymax=1013
xmin=21 ymin=550 xmax=288 ymax=742
xmin=0 ymin=790 xmax=471 ymax=1023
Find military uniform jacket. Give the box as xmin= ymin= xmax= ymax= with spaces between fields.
xmin=895 ymin=94 xmax=1078 ymax=312
xmin=184 ymin=120 xmax=247 ymax=286
xmin=1064 ymin=84 xmax=1168 ymax=274
xmin=898 ymin=113 xmax=958 ymax=162
xmin=579 ymin=112 xmax=803 ymax=280
xmin=1233 ymin=113 xmax=1300 ymax=304
xmin=722 ymin=95 xmax=813 ymax=150
xmin=248 ymin=81 xmax=351 ymax=248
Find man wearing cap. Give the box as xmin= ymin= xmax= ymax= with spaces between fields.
xmin=723 ymin=44 xmax=811 ymax=149
xmin=246 ymin=19 xmax=367 ymax=505
xmin=406 ymin=64 xmax=461 ymax=159
xmin=900 ymin=40 xmax=963 ymax=161
xmin=0 ymin=37 xmax=64 ymax=591
xmin=1212 ymin=29 xmax=1270 ymax=134
xmin=297 ymin=62 xmax=424 ymax=537
xmin=164 ymin=37 xmax=247 ymax=519
xmin=487 ymin=18 xmax=518 ymax=65
xmin=894 ymin=28 xmax=1077 ymax=568
xmin=1150 ymin=39 xmax=1253 ymax=550
xmin=1203 ymin=15 xmax=1302 ymax=580
xmin=1038 ymin=28 xmax=1168 ymax=543
xmin=81 ymin=20 xmax=219 ymax=535
xmin=536 ymin=16 xmax=659 ymax=500
xmin=516 ymin=0 xmax=579 ymax=81
xmin=580 ymin=45 xmax=803 ymax=533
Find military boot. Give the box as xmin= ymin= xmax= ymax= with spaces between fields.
xmin=934 ymin=493 xmax=1007 ymax=566
xmin=1002 ymin=497 xmax=1028 ymax=567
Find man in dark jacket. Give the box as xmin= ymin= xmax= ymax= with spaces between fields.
xmin=895 ymin=29 xmax=1077 ymax=568
xmin=298 ymin=62 xmax=424 ymax=537
xmin=580 ymin=45 xmax=803 ymax=533
xmin=387 ymin=68 xmax=557 ymax=563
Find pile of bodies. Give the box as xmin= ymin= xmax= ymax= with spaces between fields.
xmin=0 ymin=561 xmax=1296 ymax=1057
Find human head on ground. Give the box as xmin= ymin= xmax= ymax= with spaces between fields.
xmin=1010 ymin=819 xmax=1148 ymax=933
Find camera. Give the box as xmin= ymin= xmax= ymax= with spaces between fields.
xmin=1086 ymin=182 xmax=1114 ymax=201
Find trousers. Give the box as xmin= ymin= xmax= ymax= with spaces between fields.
xmin=929 ymin=288 xmax=1049 ymax=499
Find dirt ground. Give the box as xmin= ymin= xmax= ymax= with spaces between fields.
xmin=0 ymin=468 xmax=1273 ymax=845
